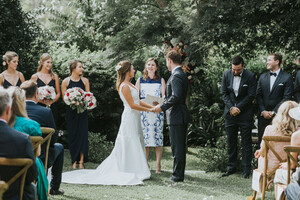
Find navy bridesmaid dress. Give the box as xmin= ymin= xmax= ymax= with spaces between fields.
xmin=66 ymin=78 xmax=89 ymax=163
xmin=37 ymin=77 xmax=59 ymax=126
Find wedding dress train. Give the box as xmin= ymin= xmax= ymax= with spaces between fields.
xmin=62 ymin=83 xmax=151 ymax=185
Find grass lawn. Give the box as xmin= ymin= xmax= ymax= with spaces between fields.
xmin=49 ymin=147 xmax=275 ymax=200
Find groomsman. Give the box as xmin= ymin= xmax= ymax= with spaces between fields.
xmin=257 ymin=53 xmax=293 ymax=145
xmin=294 ymin=69 xmax=300 ymax=102
xmin=221 ymin=55 xmax=256 ymax=178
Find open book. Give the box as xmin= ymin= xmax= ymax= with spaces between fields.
xmin=142 ymin=94 xmax=164 ymax=105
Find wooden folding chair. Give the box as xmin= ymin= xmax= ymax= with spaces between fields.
xmin=29 ymin=136 xmax=43 ymax=160
xmin=249 ymin=135 xmax=291 ymax=200
xmin=0 ymin=158 xmax=33 ymax=200
xmin=40 ymin=127 xmax=55 ymax=174
xmin=0 ymin=180 xmax=8 ymax=200
xmin=284 ymin=145 xmax=300 ymax=184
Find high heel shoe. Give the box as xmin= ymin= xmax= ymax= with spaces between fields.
xmin=79 ymin=162 xmax=84 ymax=169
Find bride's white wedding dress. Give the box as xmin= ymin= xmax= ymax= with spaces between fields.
xmin=62 ymin=83 xmax=151 ymax=185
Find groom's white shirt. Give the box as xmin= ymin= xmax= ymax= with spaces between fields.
xmin=172 ymin=66 xmax=181 ymax=74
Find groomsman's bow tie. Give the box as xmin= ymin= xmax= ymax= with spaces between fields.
xmin=270 ymin=72 xmax=277 ymax=77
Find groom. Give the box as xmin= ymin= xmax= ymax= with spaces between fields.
xmin=154 ymin=50 xmax=189 ymax=182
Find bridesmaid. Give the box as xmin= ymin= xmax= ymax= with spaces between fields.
xmin=61 ymin=60 xmax=89 ymax=169
xmin=135 ymin=57 xmax=166 ymax=173
xmin=31 ymin=53 xmax=61 ymax=125
xmin=0 ymin=51 xmax=25 ymax=88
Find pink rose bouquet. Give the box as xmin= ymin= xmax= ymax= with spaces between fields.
xmin=83 ymin=92 xmax=97 ymax=110
xmin=38 ymin=86 xmax=56 ymax=101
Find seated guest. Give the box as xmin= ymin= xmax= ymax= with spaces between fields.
xmin=255 ymin=101 xmax=299 ymax=173
xmin=7 ymin=86 xmax=48 ymax=200
xmin=20 ymin=81 xmax=64 ymax=195
xmin=285 ymin=168 xmax=300 ymax=200
xmin=0 ymin=87 xmax=37 ymax=200
xmin=273 ymin=106 xmax=300 ymax=197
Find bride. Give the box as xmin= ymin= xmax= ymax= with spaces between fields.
xmin=62 ymin=61 xmax=154 ymax=185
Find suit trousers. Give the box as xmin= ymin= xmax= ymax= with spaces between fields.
xmin=225 ymin=119 xmax=252 ymax=173
xmin=169 ymin=124 xmax=187 ymax=181
xmin=285 ymin=182 xmax=300 ymax=200
xmin=258 ymin=116 xmax=273 ymax=147
xmin=50 ymin=143 xmax=64 ymax=190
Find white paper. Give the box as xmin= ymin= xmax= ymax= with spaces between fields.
xmin=143 ymin=94 xmax=164 ymax=105
xmin=252 ymin=169 xmax=262 ymax=192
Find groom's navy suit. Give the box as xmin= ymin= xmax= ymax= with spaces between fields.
xmin=221 ymin=69 xmax=256 ymax=175
xmin=25 ymin=101 xmax=64 ymax=191
xmin=0 ymin=120 xmax=37 ymax=200
xmin=161 ymin=66 xmax=189 ymax=181
xmin=256 ymin=70 xmax=293 ymax=145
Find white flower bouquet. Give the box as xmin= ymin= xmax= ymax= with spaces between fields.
xmin=38 ymin=86 xmax=56 ymax=101
xmin=64 ymin=87 xmax=97 ymax=113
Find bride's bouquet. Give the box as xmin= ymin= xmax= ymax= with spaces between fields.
xmin=64 ymin=87 xmax=97 ymax=113
xmin=38 ymin=86 xmax=56 ymax=101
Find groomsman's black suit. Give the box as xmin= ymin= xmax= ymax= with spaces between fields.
xmin=0 ymin=120 xmax=37 ymax=200
xmin=25 ymin=101 xmax=64 ymax=192
xmin=256 ymin=70 xmax=293 ymax=145
xmin=161 ymin=66 xmax=189 ymax=182
xmin=294 ymin=70 xmax=300 ymax=102
xmin=221 ymin=69 xmax=256 ymax=175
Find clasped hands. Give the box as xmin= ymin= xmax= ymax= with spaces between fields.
xmin=262 ymin=111 xmax=274 ymax=119
xmin=150 ymin=101 xmax=162 ymax=113
xmin=230 ymin=107 xmax=240 ymax=116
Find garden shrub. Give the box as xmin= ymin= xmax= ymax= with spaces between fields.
xmin=88 ymin=131 xmax=114 ymax=163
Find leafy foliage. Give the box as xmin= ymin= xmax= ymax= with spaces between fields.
xmin=88 ymin=131 xmax=114 ymax=163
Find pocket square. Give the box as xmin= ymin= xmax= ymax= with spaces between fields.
xmin=243 ymin=84 xmax=248 ymax=87
xmin=278 ymin=83 xmax=284 ymax=86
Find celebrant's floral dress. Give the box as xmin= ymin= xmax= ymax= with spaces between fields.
xmin=139 ymin=77 xmax=164 ymax=147
xmin=66 ymin=78 xmax=88 ymax=164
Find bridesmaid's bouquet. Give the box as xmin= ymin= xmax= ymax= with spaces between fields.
xmin=64 ymin=87 xmax=96 ymax=113
xmin=83 ymin=92 xmax=97 ymax=110
xmin=38 ymin=86 xmax=56 ymax=101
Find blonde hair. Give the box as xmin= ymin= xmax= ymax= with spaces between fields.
xmin=7 ymin=87 xmax=28 ymax=126
xmin=115 ymin=61 xmax=132 ymax=91
xmin=3 ymin=51 xmax=18 ymax=70
xmin=69 ymin=60 xmax=82 ymax=76
xmin=142 ymin=57 xmax=160 ymax=81
xmin=37 ymin=53 xmax=54 ymax=78
xmin=272 ymin=101 xmax=299 ymax=136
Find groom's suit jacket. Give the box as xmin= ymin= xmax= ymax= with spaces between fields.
xmin=257 ymin=70 xmax=293 ymax=113
xmin=161 ymin=67 xmax=189 ymax=125
xmin=221 ymin=69 xmax=256 ymax=121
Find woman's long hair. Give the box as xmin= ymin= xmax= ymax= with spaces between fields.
xmin=142 ymin=57 xmax=160 ymax=81
xmin=7 ymin=87 xmax=28 ymax=126
xmin=2 ymin=51 xmax=18 ymax=70
xmin=37 ymin=53 xmax=54 ymax=78
xmin=272 ymin=101 xmax=299 ymax=136
xmin=69 ymin=60 xmax=82 ymax=76
xmin=116 ymin=61 xmax=132 ymax=91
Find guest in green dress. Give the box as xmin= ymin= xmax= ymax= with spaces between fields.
xmin=7 ymin=86 xmax=48 ymax=200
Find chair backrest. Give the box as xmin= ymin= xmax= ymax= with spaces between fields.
xmin=284 ymin=145 xmax=300 ymax=184
xmin=0 ymin=180 xmax=8 ymax=200
xmin=29 ymin=136 xmax=43 ymax=160
xmin=40 ymin=127 xmax=55 ymax=174
xmin=263 ymin=135 xmax=291 ymax=175
xmin=0 ymin=158 xmax=33 ymax=200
